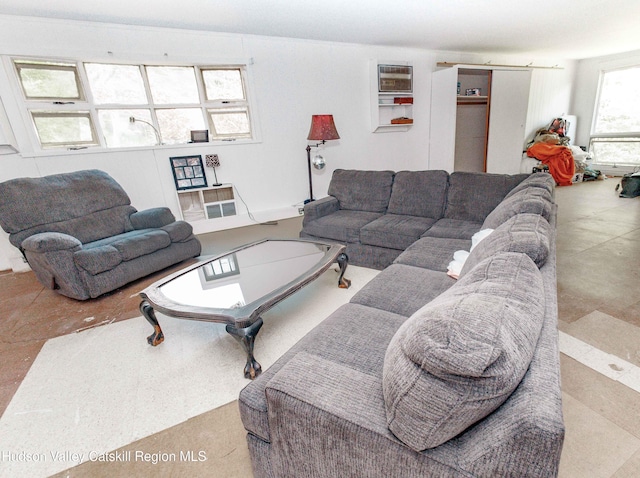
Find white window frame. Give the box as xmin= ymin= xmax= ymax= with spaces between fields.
xmin=590 ymin=64 xmax=640 ymax=168
xmin=6 ymin=56 xmax=260 ymax=154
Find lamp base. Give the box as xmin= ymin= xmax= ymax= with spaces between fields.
xmin=304 ymin=198 xmax=314 ymax=204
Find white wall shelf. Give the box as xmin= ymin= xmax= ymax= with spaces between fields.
xmin=370 ymin=60 xmax=414 ymax=133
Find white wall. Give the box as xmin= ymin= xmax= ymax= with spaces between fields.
xmin=0 ymin=15 xmax=573 ymax=271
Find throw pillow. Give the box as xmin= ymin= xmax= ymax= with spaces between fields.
xmin=482 ymin=187 xmax=553 ymax=230
xmin=382 ymin=252 xmax=545 ymax=451
xmin=460 ymin=213 xmax=551 ymax=278
xmin=446 ymin=228 xmax=493 ymax=279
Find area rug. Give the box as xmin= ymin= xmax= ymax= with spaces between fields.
xmin=0 ymin=265 xmax=378 ymax=477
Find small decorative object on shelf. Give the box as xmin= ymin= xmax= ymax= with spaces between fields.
xmin=394 ymin=97 xmax=413 ymax=104
xmin=391 ymin=117 xmax=413 ymax=125
xmin=205 ymin=154 xmax=222 ymax=186
xmin=170 ymin=155 xmax=207 ymax=190
xmin=465 ymin=88 xmax=481 ymax=96
xmin=190 ymin=130 xmax=209 ymax=142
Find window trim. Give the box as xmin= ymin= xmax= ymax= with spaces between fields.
xmin=7 ymin=56 xmax=260 ymax=153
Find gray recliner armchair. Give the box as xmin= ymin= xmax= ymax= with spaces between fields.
xmin=0 ymin=169 xmax=201 ymax=300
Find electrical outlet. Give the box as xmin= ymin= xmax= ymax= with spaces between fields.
xmin=298 ymin=207 xmax=305 ymax=215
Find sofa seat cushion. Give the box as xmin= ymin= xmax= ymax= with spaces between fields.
xmin=482 ymin=188 xmax=554 ymax=230
xmin=302 ymin=210 xmax=382 ymax=243
xmin=460 ymin=213 xmax=552 ymax=278
xmin=360 ymin=214 xmax=437 ymax=250
xmin=386 ymin=170 xmax=449 ymax=218
xmin=76 ymin=229 xmax=172 ymax=274
xmin=421 ymin=218 xmax=482 ymax=240
xmin=239 ymin=303 xmax=407 ymax=442
xmin=350 ymin=264 xmax=455 ymax=317
xmin=383 ymin=252 xmax=546 ymax=451
xmin=328 ymin=169 xmax=395 ymax=213
xmin=394 ymin=237 xmax=471 ymax=271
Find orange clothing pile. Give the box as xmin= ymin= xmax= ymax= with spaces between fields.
xmin=527 ymin=143 xmax=575 ymax=186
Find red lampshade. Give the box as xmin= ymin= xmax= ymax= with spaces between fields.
xmin=307 ymin=115 xmax=340 ymax=141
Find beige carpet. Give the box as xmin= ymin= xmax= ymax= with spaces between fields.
xmin=0 ymin=265 xmax=379 ymax=477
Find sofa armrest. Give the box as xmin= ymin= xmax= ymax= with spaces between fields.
xmin=129 ymin=207 xmax=176 ymax=229
xmin=302 ymin=196 xmax=339 ymax=227
xmin=22 ymin=232 xmax=82 ymax=253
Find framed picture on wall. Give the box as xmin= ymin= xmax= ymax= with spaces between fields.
xmin=170 ymin=155 xmax=208 ymax=190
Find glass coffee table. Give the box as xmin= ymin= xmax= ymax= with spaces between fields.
xmin=139 ymin=238 xmax=350 ymax=379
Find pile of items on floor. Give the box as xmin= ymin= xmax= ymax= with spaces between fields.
xmin=525 ymin=117 xmax=601 ymax=186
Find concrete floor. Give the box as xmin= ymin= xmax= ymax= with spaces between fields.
xmin=1 ymin=177 xmax=640 ymax=477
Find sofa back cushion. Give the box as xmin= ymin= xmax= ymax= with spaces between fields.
xmin=482 ymin=187 xmax=554 ymax=230
xmin=460 ymin=213 xmax=551 ymax=277
xmin=387 ymin=170 xmax=449 ymax=218
xmin=0 ymin=169 xmax=134 ymax=246
xmin=444 ymin=172 xmax=529 ymax=223
xmin=328 ymin=169 xmax=395 ymax=213
xmin=504 ymin=172 xmax=555 ymax=200
xmin=382 ymin=252 xmax=545 ymax=451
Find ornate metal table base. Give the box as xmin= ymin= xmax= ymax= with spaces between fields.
xmin=337 ymin=252 xmax=351 ymax=289
xmin=226 ymin=319 xmax=264 ymax=379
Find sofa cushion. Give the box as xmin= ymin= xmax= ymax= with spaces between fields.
xmin=444 ymin=172 xmax=528 ymax=223
xmin=360 ymin=214 xmax=437 ymax=251
xmin=74 ymin=246 xmax=123 ymax=275
xmin=482 ymin=188 xmax=554 ymax=230
xmin=504 ymin=172 xmax=555 ymax=200
xmin=382 ymin=252 xmax=545 ymax=451
xmin=110 ymin=229 xmax=171 ymax=261
xmin=328 ymin=169 xmax=395 ymax=213
xmin=350 ymin=264 xmax=455 ymax=317
xmin=302 ymin=210 xmax=382 ymax=243
xmin=460 ymin=213 xmax=551 ymax=278
xmin=161 ymin=221 xmax=195 ymax=243
xmin=394 ymin=237 xmax=471 ymax=272
xmin=386 ymin=170 xmax=448 ymax=219
xmin=420 ymin=218 xmax=482 ymax=240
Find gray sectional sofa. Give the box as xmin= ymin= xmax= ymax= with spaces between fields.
xmin=0 ymin=169 xmax=201 ymax=300
xmin=239 ymin=170 xmax=564 ymax=477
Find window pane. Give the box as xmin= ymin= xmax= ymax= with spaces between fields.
xmin=156 ymin=108 xmax=206 ymax=144
xmin=16 ymin=62 xmax=81 ymax=100
xmin=98 ymin=109 xmax=158 ymax=147
xmin=590 ymin=138 xmax=640 ymax=166
xmin=146 ymin=66 xmax=199 ymax=104
xmin=202 ymin=68 xmax=245 ymax=101
xmin=32 ymin=112 xmax=96 ymax=147
xmin=594 ymin=67 xmax=640 ymax=134
xmin=86 ymin=64 xmax=147 ymax=105
xmin=208 ymin=109 xmax=250 ymax=138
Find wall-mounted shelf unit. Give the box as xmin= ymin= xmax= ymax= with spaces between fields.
xmin=370 ymin=61 xmax=413 ymax=133
xmin=176 ymin=184 xmax=236 ymax=223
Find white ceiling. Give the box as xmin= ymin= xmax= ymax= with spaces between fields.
xmin=1 ymin=0 xmax=640 ymax=60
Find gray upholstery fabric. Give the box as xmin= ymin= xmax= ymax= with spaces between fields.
xmin=360 ymin=214 xmax=437 ymax=250
xmin=129 ymin=207 xmax=176 ymax=229
xmin=504 ymin=172 xmax=555 ymax=200
xmin=394 ymin=237 xmax=471 ymax=271
xmin=482 ymin=187 xmax=554 ymax=230
xmin=386 ymin=170 xmax=449 ymax=218
xmin=460 ymin=213 xmax=552 ymax=278
xmin=350 ymin=264 xmax=455 ymax=317
xmin=302 ymin=196 xmax=339 ymax=227
xmin=420 ymin=218 xmax=483 ymax=240
xmin=383 ymin=252 xmax=546 ymax=451
xmin=344 ymin=242 xmax=402 ymax=270
xmin=0 ymin=169 xmax=202 ymax=300
xmin=444 ymin=171 xmax=528 ymax=222
xmin=328 ymin=169 xmax=395 ymax=213
xmin=301 ymin=210 xmax=381 ymax=243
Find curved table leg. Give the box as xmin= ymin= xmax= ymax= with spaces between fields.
xmin=336 ymin=252 xmax=351 ymax=289
xmin=140 ymin=300 xmax=165 ymax=346
xmin=226 ymin=318 xmax=264 ymax=379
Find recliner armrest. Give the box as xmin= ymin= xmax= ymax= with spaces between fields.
xmin=302 ymin=196 xmax=339 ymax=226
xmin=129 ymin=207 xmax=176 ymax=229
xmin=22 ymin=232 xmax=82 ymax=253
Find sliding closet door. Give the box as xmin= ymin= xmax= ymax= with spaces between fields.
xmin=486 ymin=69 xmax=532 ymax=174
